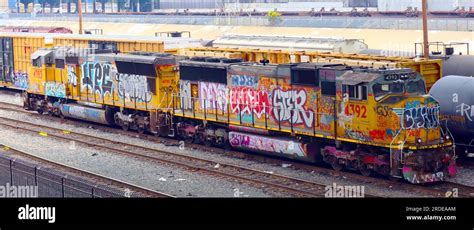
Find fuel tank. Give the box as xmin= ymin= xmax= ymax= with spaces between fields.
xmin=60 ymin=104 xmax=116 ymax=126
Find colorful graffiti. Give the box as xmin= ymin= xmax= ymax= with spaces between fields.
xmin=81 ymin=62 xmax=114 ymax=97
xmin=199 ymin=82 xmax=228 ymax=111
xmin=117 ymin=73 xmax=153 ymax=103
xmin=272 ymin=88 xmax=314 ymax=128
xmin=402 ymin=106 xmax=440 ymax=130
xmin=230 ymin=86 xmax=270 ymax=119
xmin=345 ymin=128 xmax=371 ymax=142
xmin=67 ymin=65 xmax=77 ymax=86
xmin=45 ymin=82 xmax=66 ymax=98
xmin=13 ymin=72 xmax=28 ymax=90
xmin=228 ymin=131 xmax=307 ymax=157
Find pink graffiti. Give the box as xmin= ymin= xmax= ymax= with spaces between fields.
xmin=199 ymin=82 xmax=229 ymax=111
xmin=230 ymin=86 xmax=270 ymax=118
xmin=229 ymin=132 xmax=306 ymax=157
xmin=272 ymin=88 xmax=314 ymax=128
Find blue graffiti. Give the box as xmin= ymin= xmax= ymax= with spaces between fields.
xmin=13 ymin=72 xmax=28 ymax=90
xmin=81 ymin=62 xmax=114 ymax=97
xmin=231 ymin=74 xmax=258 ymax=87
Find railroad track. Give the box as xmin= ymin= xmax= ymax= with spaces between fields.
xmin=0 ymin=143 xmax=173 ymax=198
xmin=0 ymin=111 xmax=380 ymax=197
xmin=1 ymin=100 xmax=472 ymax=197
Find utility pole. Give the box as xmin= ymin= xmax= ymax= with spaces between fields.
xmin=78 ymin=0 xmax=83 ymax=34
xmin=422 ymin=0 xmax=429 ymax=59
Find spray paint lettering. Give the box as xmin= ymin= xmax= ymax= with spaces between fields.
xmin=81 ymin=62 xmax=114 ymax=97
xmin=230 ymin=86 xmax=270 ymax=119
xmin=231 ymin=75 xmax=258 ymax=87
xmin=13 ymin=72 xmax=28 ymax=90
xmin=272 ymin=88 xmax=314 ymax=128
xmin=180 ymin=81 xmax=192 ymax=110
xmin=45 ymin=82 xmax=66 ymax=98
xmin=456 ymin=103 xmax=474 ymax=122
xmin=199 ymin=82 xmax=228 ymax=111
xmin=229 ymin=132 xmax=306 ymax=157
xmin=117 ymin=73 xmax=153 ymax=103
xmin=67 ymin=65 xmax=77 ymax=86
xmin=402 ymin=106 xmax=440 ymax=129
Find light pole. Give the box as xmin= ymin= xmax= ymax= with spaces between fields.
xmin=78 ymin=0 xmax=83 ymax=34
xmin=422 ymin=0 xmax=429 ymax=59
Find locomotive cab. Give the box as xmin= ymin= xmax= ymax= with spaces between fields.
xmin=335 ymin=68 xmax=456 ymax=183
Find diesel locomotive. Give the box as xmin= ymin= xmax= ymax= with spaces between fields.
xmin=23 ymin=47 xmax=457 ymax=184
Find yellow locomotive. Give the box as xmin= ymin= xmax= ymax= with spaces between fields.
xmin=25 ymin=47 xmax=457 ymax=184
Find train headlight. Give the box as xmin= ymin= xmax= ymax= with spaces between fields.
xmin=416 ymin=138 xmax=422 ymax=144
xmin=445 ymin=135 xmax=451 ymax=140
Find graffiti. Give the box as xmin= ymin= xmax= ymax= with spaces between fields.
xmin=67 ymin=65 xmax=77 ymax=86
xmin=345 ymin=128 xmax=370 ymax=142
xmin=456 ymin=103 xmax=474 ymax=122
xmin=45 ymin=82 xmax=66 ymax=98
xmin=375 ymin=106 xmax=392 ymax=117
xmin=179 ymin=81 xmax=192 ymax=110
xmin=402 ymin=106 xmax=440 ymax=130
xmin=81 ymin=62 xmax=114 ymax=97
xmin=199 ymin=82 xmax=228 ymax=111
xmin=229 ymin=132 xmax=306 ymax=157
xmin=117 ymin=73 xmax=153 ymax=103
xmin=231 ymin=75 xmax=258 ymax=87
xmin=160 ymin=79 xmax=178 ymax=94
xmin=369 ymin=130 xmax=385 ymax=141
xmin=402 ymin=166 xmax=445 ymax=184
xmin=13 ymin=72 xmax=28 ymax=90
xmin=272 ymin=88 xmax=314 ymax=128
xmin=230 ymin=86 xmax=270 ymax=119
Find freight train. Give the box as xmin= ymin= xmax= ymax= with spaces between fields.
xmin=22 ymin=47 xmax=457 ymax=184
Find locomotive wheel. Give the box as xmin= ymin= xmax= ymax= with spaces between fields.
xmin=203 ymin=137 xmax=212 ymax=147
xmin=182 ymin=132 xmax=194 ymax=144
xmin=37 ymin=109 xmax=44 ymax=115
xmin=137 ymin=126 xmax=146 ymax=134
xmin=359 ymin=164 xmax=372 ymax=177
xmin=330 ymin=157 xmax=344 ymax=171
xmin=122 ymin=122 xmax=130 ymax=131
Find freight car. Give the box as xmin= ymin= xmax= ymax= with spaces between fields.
xmin=24 ymin=47 xmax=457 ymax=184
xmin=430 ymin=75 xmax=474 ymax=159
xmin=0 ymin=32 xmax=205 ymax=90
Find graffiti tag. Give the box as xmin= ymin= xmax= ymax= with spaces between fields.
xmin=272 ymin=88 xmax=314 ymax=128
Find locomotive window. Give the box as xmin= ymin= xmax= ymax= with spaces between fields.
xmin=321 ymin=81 xmax=336 ymax=96
xmin=406 ymin=80 xmax=426 ymax=95
xmin=55 ymin=59 xmax=65 ymax=69
xmin=373 ymin=83 xmax=404 ymax=100
xmin=32 ymin=58 xmax=42 ymax=68
xmin=291 ymin=69 xmax=319 ymax=86
xmin=344 ymin=84 xmax=367 ymax=100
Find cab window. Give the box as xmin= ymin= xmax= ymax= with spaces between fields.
xmin=343 ymin=84 xmax=367 ymax=100
xmin=372 ymin=83 xmax=404 ymax=101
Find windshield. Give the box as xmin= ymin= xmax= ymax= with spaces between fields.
xmin=373 ymin=83 xmax=404 ymax=100
xmin=406 ymin=80 xmax=426 ymax=95
xmin=373 ymin=80 xmax=426 ymax=101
